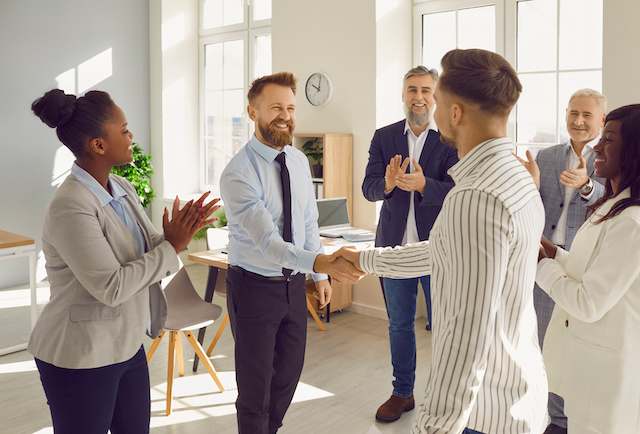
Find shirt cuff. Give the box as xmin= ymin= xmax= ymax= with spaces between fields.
xmin=554 ymin=247 xmax=569 ymax=268
xmin=298 ymin=250 xmax=322 ymax=276
xmin=536 ymin=257 xmax=565 ymax=293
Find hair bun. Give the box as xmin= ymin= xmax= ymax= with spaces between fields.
xmin=32 ymin=89 xmax=78 ymax=128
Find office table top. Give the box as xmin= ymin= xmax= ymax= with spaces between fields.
xmin=0 ymin=230 xmax=35 ymax=250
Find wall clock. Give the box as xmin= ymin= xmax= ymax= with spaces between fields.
xmin=305 ymin=72 xmax=333 ymax=107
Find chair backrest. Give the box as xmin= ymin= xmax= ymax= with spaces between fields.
xmin=206 ymin=228 xmax=229 ymax=297
xmin=206 ymin=227 xmax=229 ymax=251
xmin=161 ymin=260 xmax=222 ymax=331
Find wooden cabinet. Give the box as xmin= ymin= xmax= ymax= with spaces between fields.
xmin=293 ymin=133 xmax=353 ymax=315
xmin=305 ymin=281 xmax=352 ymax=314
xmin=293 ymin=133 xmax=353 ymax=218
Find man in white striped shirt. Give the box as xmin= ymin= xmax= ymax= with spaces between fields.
xmin=330 ymin=49 xmax=548 ymax=433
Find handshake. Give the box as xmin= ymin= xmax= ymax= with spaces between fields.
xmin=313 ymin=247 xmax=367 ymax=284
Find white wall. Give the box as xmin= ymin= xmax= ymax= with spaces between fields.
xmin=272 ymin=0 xmax=412 ymax=318
xmin=0 ymin=0 xmax=151 ymax=288
xmin=603 ymin=0 xmax=640 ymax=109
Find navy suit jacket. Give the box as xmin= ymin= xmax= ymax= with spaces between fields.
xmin=362 ymin=120 xmax=458 ymax=247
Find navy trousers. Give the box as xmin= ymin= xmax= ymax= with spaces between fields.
xmin=35 ymin=345 xmax=150 ymax=434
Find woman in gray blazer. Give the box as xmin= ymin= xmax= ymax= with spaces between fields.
xmin=29 ymin=89 xmax=219 ymax=434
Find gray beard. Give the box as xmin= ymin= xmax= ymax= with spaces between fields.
xmin=404 ymin=105 xmax=432 ymax=128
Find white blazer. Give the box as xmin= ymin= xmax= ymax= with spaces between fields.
xmin=536 ymin=188 xmax=640 ymax=433
xmin=28 ymin=174 xmax=179 ymax=369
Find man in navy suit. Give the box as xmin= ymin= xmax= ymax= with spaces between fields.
xmin=534 ymin=88 xmax=606 ymax=434
xmin=362 ymin=66 xmax=458 ymax=423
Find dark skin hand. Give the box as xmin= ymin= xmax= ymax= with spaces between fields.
xmin=538 ymin=235 xmax=558 ymax=262
xmin=163 ymin=192 xmax=220 ymax=253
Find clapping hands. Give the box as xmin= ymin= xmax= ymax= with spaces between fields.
xmin=163 ymin=192 xmax=221 ymax=253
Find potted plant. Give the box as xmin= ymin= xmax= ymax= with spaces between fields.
xmin=302 ymin=138 xmax=323 ymax=178
xmin=194 ymin=206 xmax=227 ymax=240
xmin=111 ymin=142 xmax=155 ymax=208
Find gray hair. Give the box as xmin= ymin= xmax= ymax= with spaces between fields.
xmin=568 ymin=88 xmax=607 ymax=112
xmin=403 ymin=66 xmax=439 ymax=88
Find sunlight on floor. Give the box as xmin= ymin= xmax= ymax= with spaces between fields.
xmin=149 ymin=370 xmax=335 ymax=428
xmin=0 ymin=359 xmax=37 ymax=374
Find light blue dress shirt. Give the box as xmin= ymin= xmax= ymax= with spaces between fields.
xmin=71 ymin=163 xmax=147 ymax=256
xmin=220 ymin=135 xmax=327 ymax=281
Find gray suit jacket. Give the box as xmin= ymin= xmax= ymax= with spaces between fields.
xmin=534 ymin=143 xmax=605 ymax=348
xmin=537 ymin=144 xmax=605 ymax=249
xmin=28 ymin=174 xmax=179 ymax=369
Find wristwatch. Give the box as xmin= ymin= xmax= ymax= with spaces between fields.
xmin=579 ymin=178 xmax=594 ymax=195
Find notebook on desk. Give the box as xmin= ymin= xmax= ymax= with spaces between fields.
xmin=316 ymin=197 xmax=375 ymax=241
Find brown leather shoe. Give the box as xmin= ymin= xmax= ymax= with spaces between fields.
xmin=375 ymin=394 xmax=415 ymax=422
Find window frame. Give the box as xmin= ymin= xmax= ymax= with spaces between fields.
xmin=412 ymin=0 xmax=603 ymax=152
xmin=198 ymin=0 xmax=271 ymax=194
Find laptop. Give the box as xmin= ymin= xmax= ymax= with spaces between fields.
xmin=316 ymin=197 xmax=375 ymax=241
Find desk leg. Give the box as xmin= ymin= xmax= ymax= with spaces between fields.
xmin=29 ymin=251 xmax=37 ymax=329
xmin=193 ymin=265 xmax=219 ymax=372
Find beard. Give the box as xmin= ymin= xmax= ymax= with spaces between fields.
xmin=404 ymin=101 xmax=434 ymax=128
xmin=258 ymin=117 xmax=295 ymax=149
xmin=439 ymin=122 xmax=458 ymax=150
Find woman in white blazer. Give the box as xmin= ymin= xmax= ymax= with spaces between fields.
xmin=29 ymin=89 xmax=219 ymax=434
xmin=535 ymin=104 xmax=640 ymax=434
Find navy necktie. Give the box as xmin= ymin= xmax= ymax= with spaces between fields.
xmin=275 ymin=152 xmax=293 ymax=278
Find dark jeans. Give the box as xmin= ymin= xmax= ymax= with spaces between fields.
xmin=35 ymin=345 xmax=150 ymax=434
xmin=463 ymin=429 xmax=485 ymax=434
xmin=226 ymin=266 xmax=307 ymax=434
xmin=382 ymin=275 xmax=431 ymax=397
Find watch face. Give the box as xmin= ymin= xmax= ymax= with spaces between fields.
xmin=305 ymin=73 xmax=333 ymax=107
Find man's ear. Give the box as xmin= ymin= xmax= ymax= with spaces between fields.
xmin=451 ymin=103 xmax=463 ymax=126
xmin=89 ymin=138 xmax=105 ymax=155
xmin=247 ymin=105 xmax=256 ymax=122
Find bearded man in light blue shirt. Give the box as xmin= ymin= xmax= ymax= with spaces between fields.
xmin=220 ymin=71 xmax=362 ymax=434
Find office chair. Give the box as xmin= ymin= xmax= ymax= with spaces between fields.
xmin=146 ymin=263 xmax=225 ymax=415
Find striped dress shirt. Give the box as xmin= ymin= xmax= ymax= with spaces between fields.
xmin=360 ymin=138 xmax=548 ymax=434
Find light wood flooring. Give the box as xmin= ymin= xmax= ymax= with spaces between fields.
xmin=0 ymin=264 xmax=433 ymax=434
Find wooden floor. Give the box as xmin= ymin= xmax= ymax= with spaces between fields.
xmin=0 ymin=264 xmax=433 ymax=434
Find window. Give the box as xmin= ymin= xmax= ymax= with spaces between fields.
xmin=413 ymin=0 xmax=603 ymax=149
xmin=515 ymin=0 xmax=603 ymax=147
xmin=200 ymin=0 xmax=272 ymax=193
xmin=413 ymin=0 xmax=502 ymax=73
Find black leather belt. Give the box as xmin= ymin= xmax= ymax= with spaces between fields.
xmin=228 ymin=264 xmax=299 ymax=282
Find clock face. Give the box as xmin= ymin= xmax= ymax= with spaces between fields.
xmin=305 ymin=73 xmax=333 ymax=107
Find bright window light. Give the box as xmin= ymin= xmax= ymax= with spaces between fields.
xmin=77 ymin=48 xmax=113 ymax=94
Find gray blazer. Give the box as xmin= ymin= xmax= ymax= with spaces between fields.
xmin=28 ymin=174 xmax=179 ymax=369
xmin=536 ymin=144 xmax=605 ymax=249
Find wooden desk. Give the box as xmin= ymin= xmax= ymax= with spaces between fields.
xmin=187 ymin=249 xmax=327 ymax=371
xmin=0 ymin=230 xmax=37 ymax=356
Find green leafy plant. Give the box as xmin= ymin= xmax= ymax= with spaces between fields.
xmin=193 ymin=206 xmax=227 ymax=240
xmin=302 ymin=139 xmax=323 ymax=166
xmin=110 ymin=143 xmax=156 ymax=208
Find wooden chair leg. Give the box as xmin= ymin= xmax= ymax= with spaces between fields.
xmin=306 ymin=295 xmax=326 ymax=331
xmin=146 ymin=331 xmax=165 ymax=363
xmin=183 ymin=330 xmax=225 ymax=392
xmin=166 ymin=331 xmax=177 ymax=416
xmin=206 ymin=313 xmax=229 ymax=356
xmin=176 ymin=332 xmax=184 ymax=377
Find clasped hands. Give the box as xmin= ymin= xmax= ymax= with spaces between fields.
xmin=314 ymin=247 xmax=366 ymax=284
xmin=163 ymin=192 xmax=221 ymax=253
xmin=385 ymin=154 xmax=426 ymax=195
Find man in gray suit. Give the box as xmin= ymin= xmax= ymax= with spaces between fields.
xmin=534 ymin=88 xmax=606 ymax=434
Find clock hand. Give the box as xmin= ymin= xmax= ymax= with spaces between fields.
xmin=311 ymin=84 xmax=320 ymax=91
xmin=317 ymin=76 xmax=322 ymax=91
